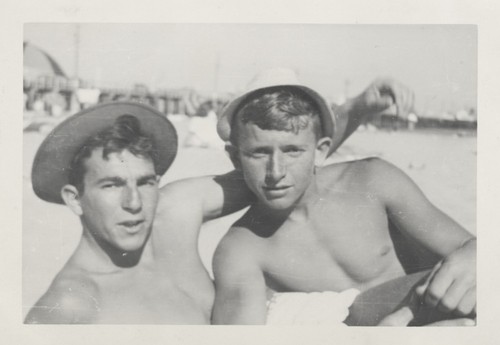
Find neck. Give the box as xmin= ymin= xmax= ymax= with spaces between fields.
xmin=71 ymin=228 xmax=153 ymax=273
xmin=292 ymin=175 xmax=322 ymax=216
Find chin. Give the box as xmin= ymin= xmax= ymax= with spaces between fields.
xmin=116 ymin=243 xmax=142 ymax=253
xmin=117 ymin=237 xmax=148 ymax=253
xmin=262 ymin=198 xmax=295 ymax=211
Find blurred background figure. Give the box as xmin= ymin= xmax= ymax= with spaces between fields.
xmin=407 ymin=112 xmax=418 ymax=131
xmin=184 ymin=100 xmax=225 ymax=149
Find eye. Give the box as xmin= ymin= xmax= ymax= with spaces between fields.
xmin=251 ymin=152 xmax=267 ymax=158
xmin=246 ymin=148 xmax=268 ymax=158
xmin=146 ymin=179 xmax=158 ymax=186
xmin=284 ymin=147 xmax=303 ymax=157
xmin=102 ymin=183 xmax=118 ymax=189
xmin=139 ymin=178 xmax=158 ymax=187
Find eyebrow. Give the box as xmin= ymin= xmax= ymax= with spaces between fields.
xmin=137 ymin=174 xmax=158 ymax=184
xmin=244 ymin=143 xmax=306 ymax=152
xmin=96 ymin=174 xmax=157 ymax=185
xmin=96 ymin=177 xmax=125 ymax=185
xmin=282 ymin=144 xmax=306 ymax=150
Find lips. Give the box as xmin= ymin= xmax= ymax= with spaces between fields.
xmin=263 ymin=185 xmax=291 ymax=198
xmin=118 ymin=219 xmax=145 ymax=234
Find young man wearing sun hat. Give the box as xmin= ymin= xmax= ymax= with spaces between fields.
xmin=211 ymin=68 xmax=476 ymax=326
xmin=25 ymin=102 xmax=222 ymax=324
xmin=25 ymin=69 xmax=419 ymax=324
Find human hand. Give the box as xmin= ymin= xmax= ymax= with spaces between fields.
xmin=377 ymin=306 xmax=475 ymax=326
xmin=377 ymin=306 xmax=414 ymax=326
xmin=352 ymin=78 xmax=414 ymax=120
xmin=415 ymin=238 xmax=476 ymax=317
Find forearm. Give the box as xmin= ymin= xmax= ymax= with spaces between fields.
xmin=330 ymin=98 xmax=365 ymax=152
xmin=346 ymin=270 xmax=463 ymax=326
xmin=212 ymin=290 xmax=267 ymax=324
xmin=331 ymin=77 xmax=415 ymax=153
xmin=330 ymin=94 xmax=376 ymax=153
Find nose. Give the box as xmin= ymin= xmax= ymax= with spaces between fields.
xmin=266 ymin=152 xmax=286 ymax=184
xmin=122 ymin=185 xmax=142 ymax=213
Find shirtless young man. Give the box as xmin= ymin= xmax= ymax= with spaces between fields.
xmin=24 ymin=71 xmax=414 ymax=324
xmin=25 ymin=103 xmax=216 ymax=324
xmin=211 ymin=71 xmax=476 ymax=325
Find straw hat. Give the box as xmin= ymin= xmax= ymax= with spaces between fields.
xmin=217 ymin=68 xmax=337 ymax=145
xmin=32 ymin=101 xmax=177 ymax=204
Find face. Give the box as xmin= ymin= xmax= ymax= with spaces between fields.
xmin=75 ymin=148 xmax=159 ymax=252
xmin=235 ymin=121 xmax=330 ymax=211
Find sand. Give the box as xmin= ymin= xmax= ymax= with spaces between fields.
xmin=22 ymin=117 xmax=476 ymax=318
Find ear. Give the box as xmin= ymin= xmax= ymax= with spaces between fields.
xmin=315 ymin=137 xmax=332 ymax=167
xmin=61 ymin=185 xmax=83 ymax=216
xmin=225 ymin=143 xmax=242 ymax=170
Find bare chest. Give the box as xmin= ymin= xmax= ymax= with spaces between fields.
xmin=90 ymin=266 xmax=213 ymax=324
xmin=261 ymin=196 xmax=404 ymax=292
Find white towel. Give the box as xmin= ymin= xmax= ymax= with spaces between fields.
xmin=266 ymin=289 xmax=360 ymax=325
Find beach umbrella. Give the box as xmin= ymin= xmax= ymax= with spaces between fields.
xmin=23 ymin=42 xmax=67 ymax=79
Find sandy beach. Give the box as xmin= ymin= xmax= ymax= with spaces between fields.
xmin=22 ymin=117 xmax=476 ymax=318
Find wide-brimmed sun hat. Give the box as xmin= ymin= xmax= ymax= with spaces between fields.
xmin=32 ymin=101 xmax=178 ymax=204
xmin=217 ymin=68 xmax=337 ymax=146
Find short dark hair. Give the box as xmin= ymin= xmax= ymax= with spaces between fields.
xmin=230 ymin=87 xmax=322 ymax=144
xmin=68 ymin=114 xmax=159 ymax=193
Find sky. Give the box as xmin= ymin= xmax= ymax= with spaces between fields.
xmin=24 ymin=24 xmax=477 ymax=113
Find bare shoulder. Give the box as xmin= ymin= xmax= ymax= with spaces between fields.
xmin=24 ymin=269 xmax=100 ymax=324
xmin=214 ymin=225 xmax=260 ymax=261
xmin=352 ymin=158 xmax=420 ymax=198
xmin=319 ymin=157 xmax=408 ymax=192
xmin=213 ymin=224 xmax=262 ymax=275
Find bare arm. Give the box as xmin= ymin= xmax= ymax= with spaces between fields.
xmin=212 ymin=234 xmax=268 ymax=324
xmin=331 ymin=78 xmax=414 ymax=153
xmin=372 ymin=159 xmax=473 ymax=257
xmin=158 ymin=171 xmax=253 ymax=223
xmin=369 ymin=159 xmax=476 ymax=317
